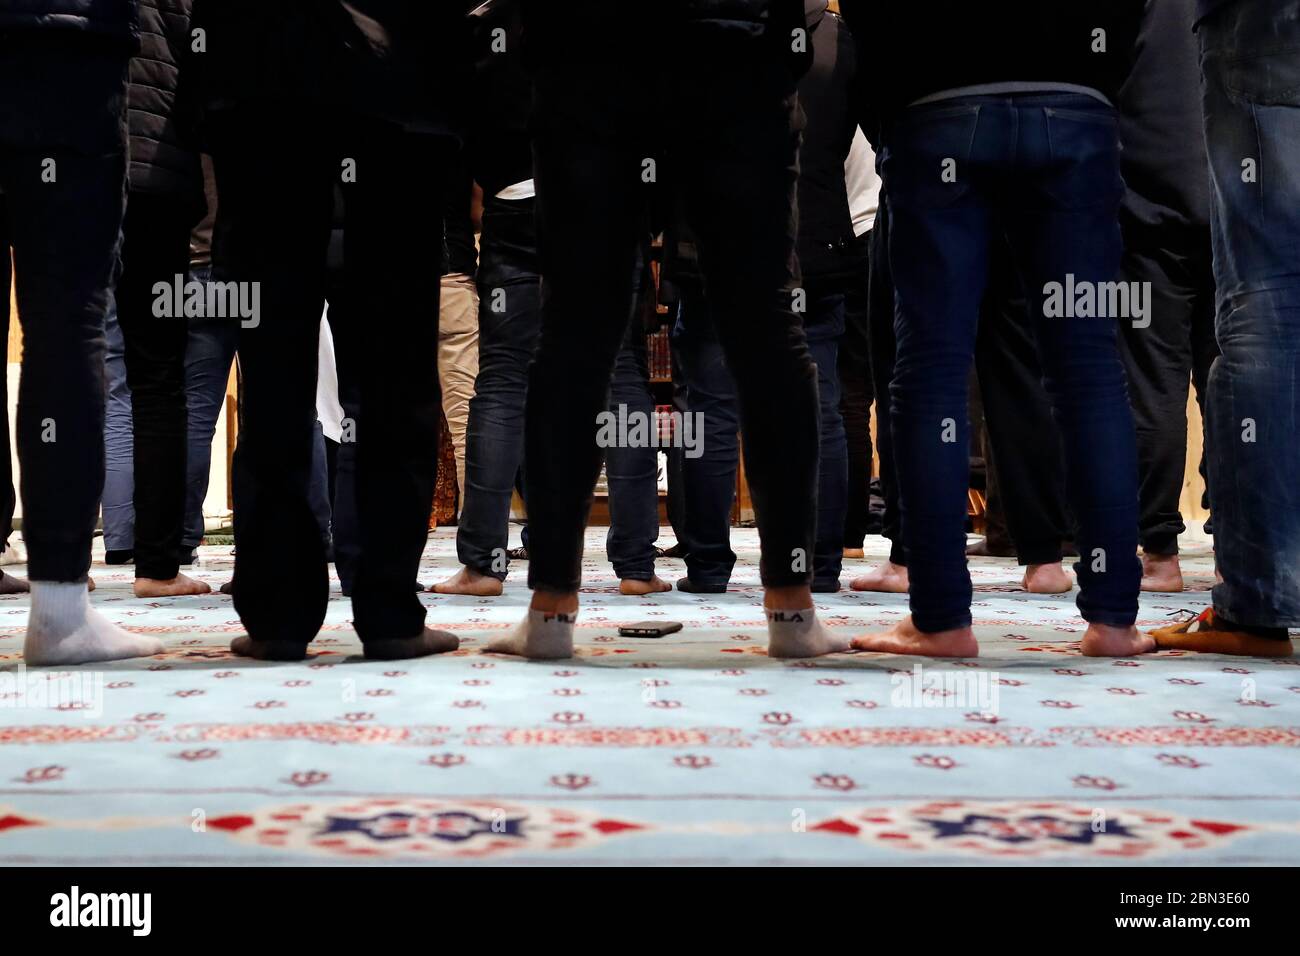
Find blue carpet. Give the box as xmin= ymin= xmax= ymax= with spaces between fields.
xmin=1 ymin=526 xmax=1297 ymax=865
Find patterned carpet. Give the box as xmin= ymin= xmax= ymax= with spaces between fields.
xmin=0 ymin=524 xmax=1297 ymax=866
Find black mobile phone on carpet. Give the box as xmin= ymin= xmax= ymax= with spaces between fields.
xmin=618 ymin=621 xmax=684 ymax=638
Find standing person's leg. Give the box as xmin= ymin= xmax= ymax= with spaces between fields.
xmin=181 ymin=264 xmax=239 ymax=555
xmin=212 ymin=107 xmax=334 ymax=658
xmin=838 ymin=261 xmax=874 ymax=555
xmin=673 ymin=286 xmax=740 ymax=592
xmin=852 ymin=102 xmax=992 ymax=658
xmin=974 ymin=238 xmax=1073 ymax=594
xmin=102 ymin=301 xmax=135 ymax=562
xmin=1155 ymin=2 xmax=1300 ymax=654
xmin=605 ymin=301 xmax=667 ymax=594
xmin=114 ymin=194 xmax=209 ymax=596
xmin=1118 ymin=230 xmax=1200 ymax=592
xmin=488 ymin=69 xmax=647 ymax=659
xmin=334 ymin=119 xmax=459 ymax=659
xmin=3 ymin=46 xmax=161 ymax=664
xmin=1004 ymin=95 xmax=1146 ymax=657
xmin=438 ymin=272 xmax=479 ymax=501
xmin=678 ymin=57 xmax=843 ymax=658
xmin=804 ymin=289 xmax=848 ymax=592
xmin=0 ymin=200 xmax=25 ymax=592
xmin=434 ymin=202 xmax=542 ymax=596
xmin=852 ymin=198 xmax=909 ymax=593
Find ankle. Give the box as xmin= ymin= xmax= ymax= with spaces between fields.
xmin=764 ymin=584 xmax=812 ymax=611
xmin=531 ymin=590 xmax=579 ymax=614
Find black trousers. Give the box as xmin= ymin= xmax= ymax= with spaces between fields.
xmin=0 ymin=40 xmax=128 ymax=582
xmin=974 ymin=238 xmax=1072 ymax=566
xmin=527 ymin=58 xmax=818 ymax=592
xmin=1117 ymin=223 xmax=1217 ymax=555
xmin=867 ymin=199 xmax=906 ymax=566
xmin=114 ymin=193 xmax=196 ymax=579
xmin=837 ymin=233 xmax=875 ymax=550
xmin=209 ymin=105 xmax=452 ymax=646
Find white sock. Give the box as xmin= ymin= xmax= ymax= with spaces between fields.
xmin=766 ymin=607 xmax=850 ymax=659
xmin=24 ymin=581 xmax=164 ymax=666
xmin=487 ymin=609 xmax=577 ymax=660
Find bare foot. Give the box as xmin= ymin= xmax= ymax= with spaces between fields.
xmin=431 ymin=565 xmax=503 ymax=596
xmin=0 ymin=571 xmax=30 ymax=594
xmin=365 ymin=627 xmax=459 ymax=660
xmin=134 ymin=572 xmax=211 ymax=598
xmin=842 ymin=547 xmax=865 ymax=559
xmin=1022 ymin=562 xmax=1072 ymax=594
xmin=851 ymin=615 xmax=978 ymax=657
xmin=850 ymin=561 xmax=909 ymax=593
xmin=1080 ymin=622 xmax=1155 ymax=657
xmin=1141 ymin=553 xmax=1184 ymax=593
xmin=230 ymin=635 xmax=310 ymax=661
xmin=620 ymin=575 xmax=672 ymax=595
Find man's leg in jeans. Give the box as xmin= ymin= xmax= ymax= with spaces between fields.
xmin=114 ymin=194 xmax=209 ymax=596
xmin=3 ymin=46 xmax=161 ymax=664
xmin=1175 ymin=1 xmax=1300 ymax=652
xmin=181 ymin=270 xmax=239 ymax=553
xmin=1005 ymin=96 xmax=1146 ymax=657
xmin=436 ymin=256 xmax=541 ymax=596
xmin=804 ymin=289 xmax=848 ymax=592
xmin=852 ymin=197 xmax=909 ymax=593
xmin=335 ymin=118 xmax=458 ymax=659
xmin=854 ymin=102 xmax=990 ymax=657
xmin=102 ymin=302 xmax=136 ymax=560
xmin=605 ymin=309 xmax=666 ymax=592
xmin=679 ymin=59 xmax=844 ymax=658
xmin=674 ymin=286 xmax=740 ymax=592
xmin=212 ymin=107 xmax=333 ymax=657
xmin=491 ymin=68 xmax=646 ymax=659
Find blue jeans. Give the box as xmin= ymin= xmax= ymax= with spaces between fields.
xmin=182 ymin=264 xmax=239 ymax=550
xmin=455 ymin=197 xmax=542 ymax=580
xmin=604 ymin=310 xmax=662 ymax=582
xmin=102 ymin=299 xmax=134 ymax=552
xmin=672 ymin=287 xmax=740 ymax=587
xmin=1199 ymin=1 xmax=1300 ymax=627
xmin=881 ymin=93 xmax=1141 ymax=632
xmin=672 ymin=284 xmax=845 ymax=588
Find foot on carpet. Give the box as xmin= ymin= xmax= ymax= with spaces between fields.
xmin=1141 ymin=553 xmax=1185 ymax=593
xmin=134 ymin=572 xmax=211 ymax=598
xmin=620 ymin=575 xmax=673 ymax=596
xmin=0 ymin=570 xmax=30 ymax=594
xmin=1150 ymin=608 xmax=1293 ymax=657
xmin=850 ymin=561 xmax=908 ymax=593
xmin=488 ymin=609 xmax=576 ymax=659
xmin=1021 ymin=562 xmax=1073 ymax=594
xmin=230 ymin=636 xmax=311 ymax=661
xmin=364 ymin=627 xmax=460 ymax=660
xmin=1080 ymin=623 xmax=1155 ymax=657
xmin=851 ymin=615 xmax=978 ymax=657
xmin=766 ymin=608 xmax=850 ymax=658
xmin=676 ymin=576 xmax=726 ymax=594
xmin=431 ymin=566 xmax=503 ymax=596
xmin=24 ymin=582 xmax=164 ymax=665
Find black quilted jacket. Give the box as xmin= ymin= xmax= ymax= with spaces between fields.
xmin=0 ymin=0 xmax=139 ymax=48
xmin=128 ymin=0 xmax=201 ymax=204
